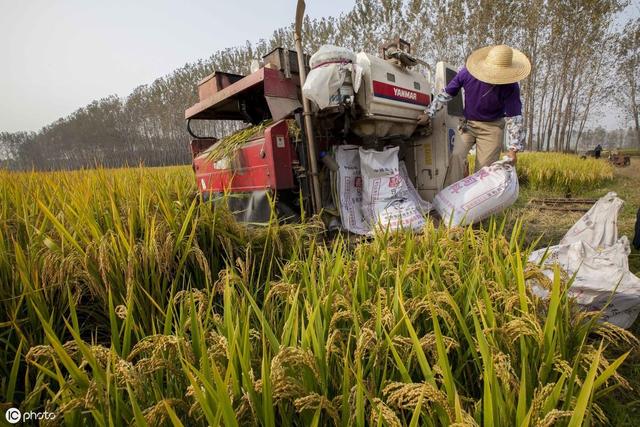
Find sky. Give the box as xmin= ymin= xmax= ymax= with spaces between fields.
xmin=0 ymin=0 xmax=355 ymax=133
xmin=0 ymin=1 xmax=637 ymax=133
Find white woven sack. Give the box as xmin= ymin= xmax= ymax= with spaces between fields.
xmin=560 ymin=191 xmax=623 ymax=248
xmin=433 ymin=158 xmax=519 ymax=226
xmin=303 ymin=45 xmax=362 ymax=109
xmin=302 ymin=66 xmax=345 ymax=109
xmin=528 ymin=192 xmax=640 ymax=329
xmin=359 ymin=147 xmax=426 ymax=232
xmin=335 ymin=145 xmax=369 ymax=235
xmin=529 ymin=237 xmax=640 ymax=329
xmin=309 ymin=45 xmax=356 ymax=68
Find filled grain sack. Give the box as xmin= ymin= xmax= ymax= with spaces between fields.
xmin=359 ymin=146 xmax=426 ymax=232
xmin=433 ymin=158 xmax=519 ymax=226
xmin=335 ymin=145 xmax=369 ymax=235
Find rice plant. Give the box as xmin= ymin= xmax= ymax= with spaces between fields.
xmin=205 ymin=121 xmax=274 ymax=162
xmin=204 ymin=119 xmax=301 ymax=164
xmin=516 ymin=152 xmax=614 ymax=192
xmin=0 ymin=166 xmax=314 ymax=414
xmin=0 ymin=165 xmax=634 ymax=426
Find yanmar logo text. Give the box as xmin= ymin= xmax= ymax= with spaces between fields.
xmin=392 ymin=87 xmax=417 ymax=101
xmin=372 ymin=81 xmax=429 ymax=106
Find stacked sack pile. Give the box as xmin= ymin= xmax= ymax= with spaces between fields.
xmin=529 ymin=192 xmax=640 ymax=328
xmin=334 ymin=145 xmax=430 ymax=235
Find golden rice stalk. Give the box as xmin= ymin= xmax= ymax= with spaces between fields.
xmin=265 ymin=281 xmax=299 ymax=307
xmin=128 ymin=335 xmax=195 ymax=369
xmin=329 ymin=309 xmax=356 ymax=331
xmin=553 ymin=356 xmax=574 ymax=381
xmin=55 ymin=397 xmax=86 ymax=418
xmin=369 ymin=397 xmax=402 ymax=427
xmin=591 ymin=402 xmax=608 ymax=425
xmin=294 ymin=393 xmax=340 ymax=425
xmin=362 ymin=306 xmax=394 ymax=331
xmin=325 ymin=329 xmax=346 ymax=358
xmin=82 ymin=380 xmax=101 ymax=410
xmin=26 ymin=345 xmax=56 ymax=364
xmin=391 ymin=336 xmax=414 ymax=359
xmin=205 ymin=120 xmax=272 ymax=163
xmin=516 ymin=152 xmax=614 ymax=191
xmin=383 ymin=381 xmax=453 ymax=419
xmin=448 ymin=406 xmax=481 ymax=427
xmin=529 ymin=382 xmax=556 ymax=422
xmin=419 ymin=333 xmax=460 ymax=356
xmin=581 ymin=346 xmax=631 ymax=390
xmin=174 ymin=288 xmax=209 ymax=319
xmin=191 ymin=243 xmax=212 ymax=285
xmin=537 ymin=410 xmax=573 ymax=427
xmin=235 ymin=393 xmax=258 ymax=427
xmin=591 ymin=321 xmax=640 ymax=350
xmin=142 ymin=399 xmax=189 ymax=427
xmin=115 ymin=304 xmax=127 ymax=320
xmin=355 ymin=328 xmax=378 ymax=362
xmin=501 ymin=313 xmax=544 ymax=345
xmin=492 ymin=351 xmax=518 ymax=390
xmin=271 ymin=347 xmax=321 ymax=404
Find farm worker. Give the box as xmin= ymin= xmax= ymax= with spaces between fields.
xmin=594 ymin=144 xmax=603 ymax=159
xmin=419 ymin=45 xmax=531 ymax=186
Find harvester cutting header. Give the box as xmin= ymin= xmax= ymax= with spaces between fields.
xmin=184 ymin=1 xmax=465 ymax=233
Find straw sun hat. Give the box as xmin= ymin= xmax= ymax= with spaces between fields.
xmin=466 ymin=45 xmax=531 ymax=85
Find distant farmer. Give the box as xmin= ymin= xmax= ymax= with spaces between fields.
xmin=419 ymin=45 xmax=531 ymax=186
xmin=594 ymin=144 xmax=603 ymax=159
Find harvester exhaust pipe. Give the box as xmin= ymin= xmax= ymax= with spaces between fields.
xmin=295 ymin=0 xmax=322 ymax=215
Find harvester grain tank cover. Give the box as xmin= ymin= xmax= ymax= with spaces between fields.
xmin=302 ymin=45 xmax=361 ymax=109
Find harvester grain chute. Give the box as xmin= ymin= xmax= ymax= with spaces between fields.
xmin=184 ymin=1 xmax=464 ymax=229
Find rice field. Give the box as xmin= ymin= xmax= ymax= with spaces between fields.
xmin=516 ymin=152 xmax=614 ymax=192
xmin=0 ymin=164 xmax=637 ymax=426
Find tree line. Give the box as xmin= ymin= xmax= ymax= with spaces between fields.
xmin=1 ymin=0 xmax=638 ymax=170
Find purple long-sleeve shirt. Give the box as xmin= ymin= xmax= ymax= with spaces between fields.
xmin=445 ymin=67 xmax=522 ymax=121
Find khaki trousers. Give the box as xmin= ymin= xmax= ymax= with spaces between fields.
xmin=443 ymin=119 xmax=505 ymax=187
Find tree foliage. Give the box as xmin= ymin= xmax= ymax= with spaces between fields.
xmin=0 ymin=0 xmax=634 ymax=170
xmin=613 ymin=17 xmax=640 ymax=148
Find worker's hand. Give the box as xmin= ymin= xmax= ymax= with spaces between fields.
xmin=426 ymin=92 xmax=452 ymax=119
xmin=417 ymin=113 xmax=431 ymax=126
xmin=506 ymin=149 xmax=518 ymax=165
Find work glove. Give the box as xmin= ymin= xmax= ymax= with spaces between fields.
xmin=426 ymin=91 xmax=453 ymax=117
xmin=505 ymin=115 xmax=525 ymax=153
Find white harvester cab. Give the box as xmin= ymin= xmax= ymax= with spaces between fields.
xmin=302 ymin=41 xmax=465 ymax=206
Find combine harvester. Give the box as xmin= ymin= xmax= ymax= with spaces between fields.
xmin=184 ymin=1 xmax=464 ymax=231
xmin=182 ymin=2 xmax=640 ymax=327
